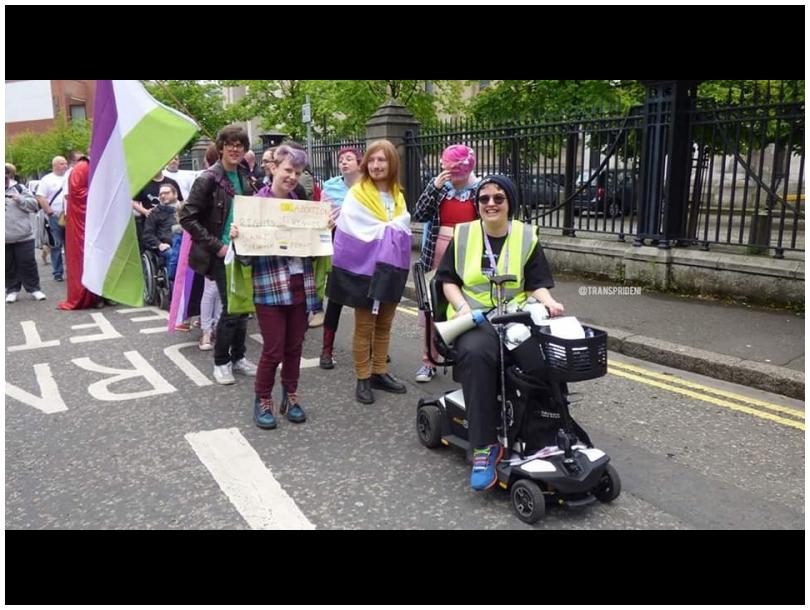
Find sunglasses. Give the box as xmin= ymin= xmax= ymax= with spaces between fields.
xmin=477 ymin=194 xmax=507 ymax=205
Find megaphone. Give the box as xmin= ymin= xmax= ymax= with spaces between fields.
xmin=435 ymin=309 xmax=486 ymax=347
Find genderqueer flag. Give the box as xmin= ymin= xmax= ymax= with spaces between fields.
xmin=83 ymin=80 xmax=198 ymax=306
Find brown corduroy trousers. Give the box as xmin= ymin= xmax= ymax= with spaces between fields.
xmin=352 ymin=302 xmax=397 ymax=379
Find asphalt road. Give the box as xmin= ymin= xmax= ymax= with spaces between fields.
xmin=4 ymin=279 xmax=805 ymax=530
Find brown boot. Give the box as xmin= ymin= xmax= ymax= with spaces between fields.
xmin=320 ymin=326 xmax=336 ymax=369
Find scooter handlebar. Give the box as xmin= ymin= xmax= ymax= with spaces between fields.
xmin=489 ymin=310 xmax=533 ymax=326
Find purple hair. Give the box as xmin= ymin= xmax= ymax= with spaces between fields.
xmin=441 ymin=144 xmax=476 ymax=178
xmin=273 ymin=144 xmax=308 ymax=169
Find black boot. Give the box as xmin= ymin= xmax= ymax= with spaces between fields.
xmin=320 ymin=327 xmax=336 ymax=369
xmin=370 ymin=373 xmax=407 ymax=394
xmin=356 ymin=378 xmax=374 ymax=404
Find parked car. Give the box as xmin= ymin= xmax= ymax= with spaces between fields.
xmin=518 ymin=173 xmax=565 ymax=210
xmin=574 ymin=168 xmax=638 ymax=218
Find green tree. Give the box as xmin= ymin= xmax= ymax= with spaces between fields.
xmin=222 ymin=80 xmax=464 ymax=139
xmin=142 ymin=80 xmax=229 ymax=140
xmin=6 ymin=113 xmax=91 ymax=179
xmin=467 ymin=80 xmax=644 ymax=123
xmin=466 ymin=80 xmax=803 ymax=123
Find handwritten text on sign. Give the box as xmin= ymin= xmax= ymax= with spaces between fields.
xmin=233 ymin=196 xmax=333 ymax=257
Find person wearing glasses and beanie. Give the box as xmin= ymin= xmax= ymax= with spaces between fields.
xmin=412 ymin=144 xmax=480 ymax=383
xmin=434 ymin=174 xmax=564 ymax=491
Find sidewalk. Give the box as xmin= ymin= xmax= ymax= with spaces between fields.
xmin=402 ymin=250 xmax=805 ymax=400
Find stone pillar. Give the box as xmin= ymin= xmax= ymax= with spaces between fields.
xmin=190 ymin=136 xmax=212 ymax=171
xmin=365 ymin=98 xmax=420 ymax=210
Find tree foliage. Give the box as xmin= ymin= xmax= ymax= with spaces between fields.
xmin=467 ymin=80 xmax=644 ymax=123
xmin=142 ymin=80 xmax=229 ymax=140
xmin=6 ymin=114 xmax=91 ymax=179
xmin=466 ymin=80 xmax=803 ymax=123
xmin=221 ymin=80 xmax=465 ymax=139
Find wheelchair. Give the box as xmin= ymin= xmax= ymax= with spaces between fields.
xmin=412 ymin=261 xmax=621 ymax=524
xmin=141 ymin=248 xmax=172 ymax=310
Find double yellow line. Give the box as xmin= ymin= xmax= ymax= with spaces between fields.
xmin=396 ymin=305 xmax=805 ymax=431
xmin=608 ymin=361 xmax=805 ymax=431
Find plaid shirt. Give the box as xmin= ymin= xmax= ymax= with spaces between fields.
xmin=413 ymin=181 xmax=479 ymax=269
xmin=252 ymin=255 xmax=320 ymax=311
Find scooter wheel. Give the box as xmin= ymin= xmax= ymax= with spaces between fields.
xmin=416 ymin=404 xmax=442 ymax=448
xmin=511 ymin=479 xmax=545 ymax=524
xmin=593 ymin=463 xmax=621 ymax=503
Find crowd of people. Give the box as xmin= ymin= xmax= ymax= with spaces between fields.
xmin=6 ymin=127 xmax=565 ymax=491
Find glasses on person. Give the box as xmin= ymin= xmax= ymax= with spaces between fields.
xmin=477 ymin=194 xmax=507 ymax=205
xmin=224 ymin=142 xmax=245 ymax=150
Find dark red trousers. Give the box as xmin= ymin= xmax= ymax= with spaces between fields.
xmin=254 ymin=274 xmax=308 ymax=397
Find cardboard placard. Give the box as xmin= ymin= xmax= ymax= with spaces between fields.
xmin=232 ymin=195 xmax=333 ymax=257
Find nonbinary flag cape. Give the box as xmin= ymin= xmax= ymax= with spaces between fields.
xmin=328 ymin=179 xmax=411 ymax=308
xmin=83 ymin=80 xmax=198 ymax=306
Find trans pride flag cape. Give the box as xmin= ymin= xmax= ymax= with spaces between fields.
xmin=83 ymin=80 xmax=198 ymax=306
xmin=327 ymin=179 xmax=411 ymax=308
xmin=167 ymin=230 xmax=195 ymax=332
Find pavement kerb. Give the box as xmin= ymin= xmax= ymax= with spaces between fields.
xmin=401 ymin=283 xmax=805 ymax=401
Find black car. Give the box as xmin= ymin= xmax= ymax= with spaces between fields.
xmin=573 ymin=168 xmax=638 ymax=218
xmin=518 ymin=173 xmax=565 ymax=210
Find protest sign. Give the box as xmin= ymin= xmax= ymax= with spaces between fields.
xmin=232 ymin=196 xmax=333 ymax=257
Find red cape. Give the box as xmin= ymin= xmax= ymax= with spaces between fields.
xmin=58 ymin=159 xmax=100 ymax=310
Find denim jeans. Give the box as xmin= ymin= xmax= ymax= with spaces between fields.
xmin=48 ymin=214 xmax=64 ymax=279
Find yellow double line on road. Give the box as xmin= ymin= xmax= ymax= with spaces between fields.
xmin=397 ymin=305 xmax=420 ymax=316
xmin=395 ymin=306 xmax=805 ymax=431
xmin=608 ymin=361 xmax=805 ymax=431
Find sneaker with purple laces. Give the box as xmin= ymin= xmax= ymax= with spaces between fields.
xmin=470 ymin=444 xmax=504 ymax=490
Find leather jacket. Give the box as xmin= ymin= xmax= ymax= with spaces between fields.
xmin=179 ymin=161 xmax=255 ymax=278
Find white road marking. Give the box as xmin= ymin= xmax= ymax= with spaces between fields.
xmin=185 ymin=428 xmax=315 ymax=530
xmin=249 ymin=333 xmax=320 ymax=368
xmin=72 ymin=350 xmax=176 ymax=401
xmin=5 ymin=363 xmax=69 ymax=414
xmin=7 ymin=320 xmax=61 ymax=352
xmin=163 ymin=342 xmax=214 ymax=386
xmin=117 ymin=306 xmax=170 ymax=333
xmin=69 ymin=312 xmax=123 ymax=343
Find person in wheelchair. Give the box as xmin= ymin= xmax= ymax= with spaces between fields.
xmin=434 ymin=175 xmax=565 ymax=491
xmin=142 ymin=183 xmax=180 ymax=268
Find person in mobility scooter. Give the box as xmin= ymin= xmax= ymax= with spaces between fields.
xmin=413 ymin=175 xmax=621 ymax=523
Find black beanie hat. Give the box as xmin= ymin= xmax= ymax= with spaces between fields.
xmin=476 ymin=174 xmax=518 ymax=219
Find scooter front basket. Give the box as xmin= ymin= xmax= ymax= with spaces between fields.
xmin=535 ymin=326 xmax=608 ymax=382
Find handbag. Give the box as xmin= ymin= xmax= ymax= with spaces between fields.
xmin=224 ymin=243 xmax=255 ymax=314
xmin=41 ymin=213 xmax=56 ymax=248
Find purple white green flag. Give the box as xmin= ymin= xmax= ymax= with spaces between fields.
xmin=83 ymin=80 xmax=198 ymax=306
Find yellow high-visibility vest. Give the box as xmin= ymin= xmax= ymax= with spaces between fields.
xmin=448 ymin=219 xmax=538 ymax=318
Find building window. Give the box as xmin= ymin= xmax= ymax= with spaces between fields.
xmin=69 ymin=104 xmax=86 ymax=121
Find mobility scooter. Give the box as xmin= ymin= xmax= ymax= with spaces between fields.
xmin=413 ymin=261 xmax=621 ymax=524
